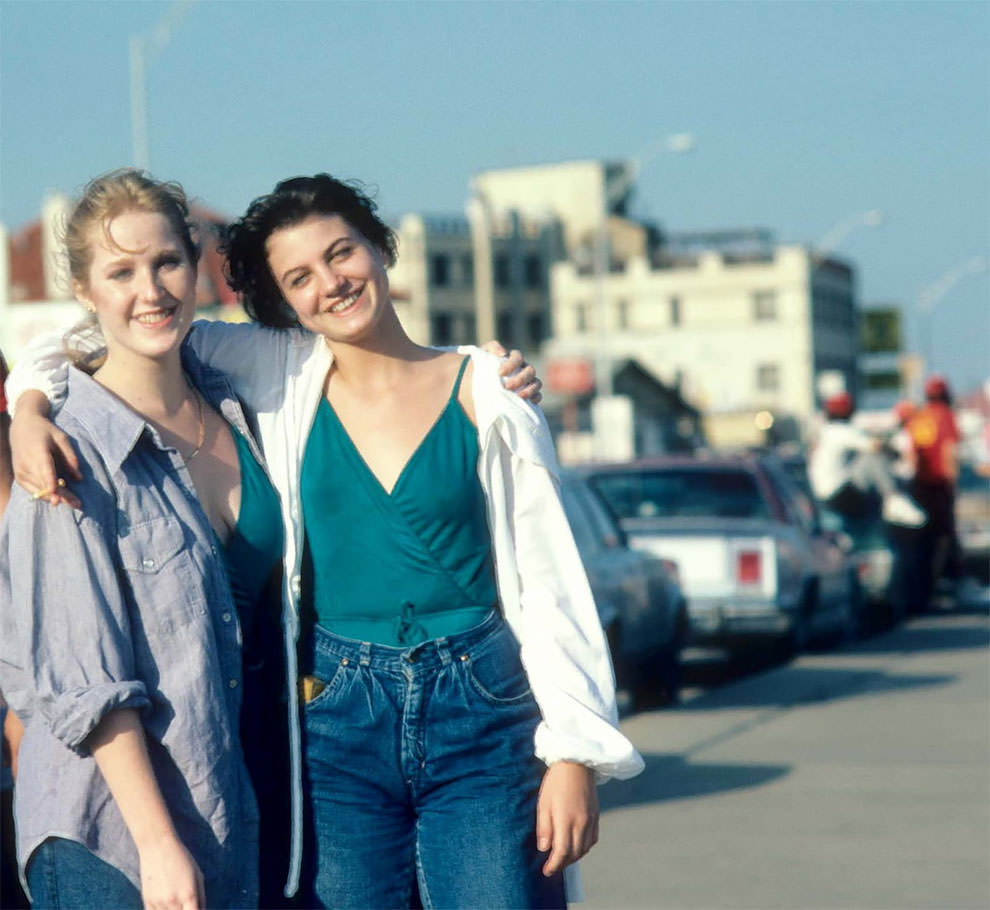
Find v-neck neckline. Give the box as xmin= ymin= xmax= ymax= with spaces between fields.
xmin=321 ymin=395 xmax=459 ymax=498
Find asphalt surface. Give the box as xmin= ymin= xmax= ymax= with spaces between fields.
xmin=581 ymin=603 xmax=990 ymax=910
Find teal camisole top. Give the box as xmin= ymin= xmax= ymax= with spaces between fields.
xmin=215 ymin=430 xmax=284 ymax=655
xmin=299 ymin=356 xmax=497 ymax=647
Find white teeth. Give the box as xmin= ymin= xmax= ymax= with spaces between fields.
xmin=330 ymin=292 xmax=360 ymax=313
xmin=135 ymin=306 xmax=176 ymax=325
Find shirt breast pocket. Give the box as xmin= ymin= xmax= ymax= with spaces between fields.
xmin=118 ymin=516 xmax=200 ymax=633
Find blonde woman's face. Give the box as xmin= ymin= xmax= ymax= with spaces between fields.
xmin=75 ymin=210 xmax=197 ymax=366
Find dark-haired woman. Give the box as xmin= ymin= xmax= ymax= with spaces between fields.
xmin=8 ymin=174 xmax=642 ymax=908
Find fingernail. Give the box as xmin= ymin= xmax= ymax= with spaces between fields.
xmin=538 ymin=839 xmax=549 ymax=851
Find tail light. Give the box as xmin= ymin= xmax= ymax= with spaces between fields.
xmin=736 ymin=550 xmax=762 ymax=586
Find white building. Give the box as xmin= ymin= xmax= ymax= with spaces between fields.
xmin=545 ymin=235 xmax=859 ymax=448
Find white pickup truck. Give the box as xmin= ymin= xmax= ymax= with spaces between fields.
xmin=580 ymin=453 xmax=859 ymax=655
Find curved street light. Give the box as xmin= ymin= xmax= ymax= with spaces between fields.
xmin=813 ymin=208 xmax=885 ymax=262
xmin=917 ymin=255 xmax=989 ymax=372
xmin=130 ymin=0 xmax=197 ymax=171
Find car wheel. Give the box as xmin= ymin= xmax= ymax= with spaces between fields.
xmin=655 ymin=606 xmax=688 ymax=705
xmin=780 ymin=586 xmax=814 ymax=660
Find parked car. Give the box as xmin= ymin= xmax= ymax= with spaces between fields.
xmin=559 ymin=472 xmax=688 ymax=707
xmin=779 ymin=452 xmax=905 ymax=626
xmin=956 ymin=461 xmax=990 ymax=586
xmin=579 ymin=453 xmax=860 ymax=657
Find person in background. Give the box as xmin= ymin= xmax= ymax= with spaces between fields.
xmin=888 ymin=399 xmax=918 ymax=484
xmin=0 ymin=351 xmax=30 ymax=910
xmin=809 ymin=391 xmax=926 ymax=529
xmin=907 ymin=374 xmax=963 ymax=607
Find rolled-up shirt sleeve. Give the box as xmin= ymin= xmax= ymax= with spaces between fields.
xmin=3 ymin=480 xmax=149 ymax=753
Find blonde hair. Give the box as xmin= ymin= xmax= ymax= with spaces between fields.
xmin=62 ymin=169 xmax=200 ymax=371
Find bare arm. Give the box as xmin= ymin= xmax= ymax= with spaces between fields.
xmin=88 ymin=709 xmax=205 ymax=910
xmin=536 ymin=760 xmax=599 ymax=877
xmin=9 ymin=390 xmax=82 ymax=508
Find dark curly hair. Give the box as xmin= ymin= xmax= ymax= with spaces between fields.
xmin=221 ymin=174 xmax=397 ymax=328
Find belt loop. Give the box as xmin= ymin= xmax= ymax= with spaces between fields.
xmin=358 ymin=641 xmax=372 ymax=666
xmin=436 ymin=635 xmax=452 ymax=666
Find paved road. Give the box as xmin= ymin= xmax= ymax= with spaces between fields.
xmin=581 ymin=609 xmax=990 ymax=910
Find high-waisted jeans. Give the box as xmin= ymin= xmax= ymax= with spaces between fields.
xmin=299 ymin=610 xmax=566 ymax=909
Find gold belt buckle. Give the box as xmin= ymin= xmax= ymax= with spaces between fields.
xmin=299 ymin=675 xmax=327 ymax=704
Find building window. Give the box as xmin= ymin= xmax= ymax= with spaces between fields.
xmin=670 ymin=296 xmax=681 ymax=326
xmin=431 ymin=313 xmax=452 ymax=346
xmin=524 ymin=254 xmax=542 ymax=289
xmin=430 ymin=254 xmax=450 ymax=287
xmin=576 ymin=303 xmax=588 ymax=333
xmin=493 ymin=254 xmax=510 ymax=288
xmin=616 ymin=299 xmax=630 ymax=331
xmin=756 ymin=363 xmax=780 ymax=392
xmin=496 ymin=312 xmax=514 ymax=347
xmin=527 ymin=313 xmax=545 ymax=345
xmin=460 ymin=254 xmax=474 ymax=287
xmin=462 ymin=313 xmax=477 ymax=343
xmin=753 ymin=290 xmax=777 ymax=321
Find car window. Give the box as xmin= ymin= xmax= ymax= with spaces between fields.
xmin=580 ymin=483 xmax=623 ymax=543
xmin=589 ymin=468 xmax=771 ymax=521
xmin=763 ymin=461 xmax=819 ymax=535
xmin=958 ymin=462 xmax=990 ymax=494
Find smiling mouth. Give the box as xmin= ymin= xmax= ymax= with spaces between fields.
xmin=329 ymin=291 xmax=361 ymax=314
xmin=134 ymin=303 xmax=180 ymax=326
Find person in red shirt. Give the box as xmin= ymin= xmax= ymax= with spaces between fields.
xmin=908 ymin=374 xmax=963 ymax=607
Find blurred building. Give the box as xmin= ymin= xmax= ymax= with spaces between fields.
xmin=388 ymin=211 xmax=557 ymax=356
xmin=544 ymin=229 xmax=859 ymax=448
xmin=0 ymin=193 xmax=243 ymax=364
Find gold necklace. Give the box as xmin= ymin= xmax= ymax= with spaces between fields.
xmin=181 ymin=390 xmax=206 ymax=465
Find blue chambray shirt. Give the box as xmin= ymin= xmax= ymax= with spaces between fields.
xmin=0 ymin=353 xmax=270 ymax=908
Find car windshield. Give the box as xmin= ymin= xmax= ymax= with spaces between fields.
xmin=589 ymin=468 xmax=771 ymax=521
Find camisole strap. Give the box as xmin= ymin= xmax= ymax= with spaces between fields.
xmin=449 ymin=355 xmax=471 ymax=402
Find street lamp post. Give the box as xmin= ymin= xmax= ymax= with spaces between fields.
xmin=128 ymin=0 xmax=197 ymax=171
xmin=917 ymin=256 xmax=989 ymax=374
xmin=813 ymin=208 xmax=885 ymax=263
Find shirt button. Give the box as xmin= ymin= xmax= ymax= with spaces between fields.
xmin=229 ymin=679 xmax=238 ymax=689
xmin=142 ymin=558 xmax=155 ymax=570
xmin=222 ymin=612 xmax=232 ymax=623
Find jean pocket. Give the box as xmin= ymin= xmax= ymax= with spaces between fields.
xmin=463 ymin=629 xmax=533 ymax=706
xmin=300 ymin=661 xmax=349 ymax=713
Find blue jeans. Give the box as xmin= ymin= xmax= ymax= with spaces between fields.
xmin=26 ymin=838 xmax=142 ymax=909
xmin=300 ymin=610 xmax=566 ymax=909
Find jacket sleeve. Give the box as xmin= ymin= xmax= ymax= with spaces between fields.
xmin=4 ymin=331 xmax=73 ymax=417
xmin=1 ymin=474 xmax=149 ymax=753
xmin=486 ymin=403 xmax=644 ymax=782
xmin=184 ymin=320 xmax=297 ymax=415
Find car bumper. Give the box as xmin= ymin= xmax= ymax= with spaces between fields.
xmin=687 ymin=598 xmax=794 ymax=640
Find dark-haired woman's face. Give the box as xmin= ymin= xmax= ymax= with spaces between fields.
xmin=266 ymin=214 xmax=391 ymax=344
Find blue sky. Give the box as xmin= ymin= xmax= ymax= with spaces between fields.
xmin=2 ymin=0 xmax=987 ymax=391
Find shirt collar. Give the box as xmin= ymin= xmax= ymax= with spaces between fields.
xmin=61 ymin=350 xmax=247 ymax=473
